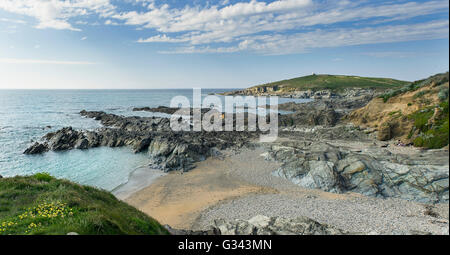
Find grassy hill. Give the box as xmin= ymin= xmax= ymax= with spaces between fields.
xmin=255 ymin=74 xmax=408 ymax=91
xmin=0 ymin=173 xmax=169 ymax=235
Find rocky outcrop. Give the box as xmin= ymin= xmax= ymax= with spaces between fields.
xmin=80 ymin=110 xmax=171 ymax=132
xmin=211 ymin=215 xmax=347 ymax=235
xmin=24 ymin=111 xmax=257 ymax=171
xmin=147 ymin=131 xmax=254 ymax=172
xmin=23 ymin=142 xmax=49 ymax=154
xmin=133 ymin=106 xmax=213 ymax=115
xmin=133 ymin=106 xmax=180 ymax=114
xmin=279 ymin=109 xmax=339 ymax=127
xmin=277 ymin=95 xmax=373 ymax=127
xmin=267 ymin=139 xmax=449 ymax=203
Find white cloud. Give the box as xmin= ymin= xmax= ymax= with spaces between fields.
xmin=158 ymin=45 xmax=241 ymax=54
xmin=0 ymin=17 xmax=26 ymax=24
xmin=125 ymin=0 xmax=449 ymax=55
xmin=257 ymin=20 xmax=450 ymax=55
xmin=117 ymin=1 xmax=447 ymax=38
xmin=161 ymin=20 xmax=449 ymax=55
xmin=0 ymin=0 xmax=115 ymax=31
xmin=0 ymin=58 xmax=96 ymax=65
xmin=81 ymin=36 xmax=87 ymax=40
xmin=104 ymin=19 xmax=119 ymax=25
xmin=35 ymin=19 xmax=81 ymax=31
xmin=0 ymin=0 xmax=448 ymax=55
xmin=137 ymin=34 xmax=189 ymax=43
xmin=113 ymin=0 xmax=313 ymax=33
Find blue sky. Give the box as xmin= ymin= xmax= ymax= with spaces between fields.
xmin=0 ymin=0 xmax=449 ymax=89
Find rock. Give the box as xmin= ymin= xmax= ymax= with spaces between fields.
xmin=148 ymin=137 xmax=174 ymax=157
xmin=48 ymin=127 xmax=81 ymax=151
xmin=211 ymin=215 xmax=347 ymax=235
xmin=279 ymin=108 xmax=340 ymax=127
xmin=27 ymin=110 xmax=257 ymax=171
xmin=247 ymin=215 xmax=271 ymax=229
xmin=24 ymin=142 xmax=49 ymax=154
xmin=0 ymin=175 xmax=3 ymax=178
xmin=74 ymin=138 xmax=89 ymax=150
xmin=133 ymin=137 xmax=152 ymax=153
xmin=339 ymin=160 xmax=366 ymax=175
xmin=267 ymin=139 xmax=449 ymax=203
xmin=298 ymin=161 xmax=341 ymax=193
xmin=164 ymin=225 xmax=219 ymax=235
xmin=377 ymin=123 xmax=392 ymax=141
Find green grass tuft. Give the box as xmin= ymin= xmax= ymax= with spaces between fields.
xmin=33 ymin=172 xmax=53 ymax=182
xmin=0 ymin=175 xmax=169 ymax=235
xmin=409 ymin=100 xmax=449 ymax=149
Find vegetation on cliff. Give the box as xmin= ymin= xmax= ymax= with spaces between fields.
xmin=408 ymin=100 xmax=449 ymax=149
xmin=347 ymin=72 xmax=449 ymax=149
xmin=0 ymin=173 xmax=169 ymax=235
xmin=254 ymin=74 xmax=408 ymax=92
xmin=379 ymin=72 xmax=449 ymax=102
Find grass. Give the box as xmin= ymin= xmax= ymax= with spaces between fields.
xmin=379 ymin=72 xmax=449 ymax=103
xmin=409 ymin=100 xmax=449 ymax=149
xmin=0 ymin=174 xmax=170 ymax=235
xmin=254 ymin=74 xmax=408 ymax=92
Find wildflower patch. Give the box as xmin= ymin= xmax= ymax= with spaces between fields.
xmin=0 ymin=201 xmax=74 ymax=235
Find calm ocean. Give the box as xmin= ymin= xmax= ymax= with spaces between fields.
xmin=0 ymin=89 xmax=308 ymax=191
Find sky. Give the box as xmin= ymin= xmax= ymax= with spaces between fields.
xmin=0 ymin=0 xmax=449 ymax=89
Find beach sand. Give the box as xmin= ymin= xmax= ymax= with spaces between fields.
xmin=112 ymin=167 xmax=167 ymax=200
xmin=123 ymin=146 xmax=449 ymax=234
xmin=123 ymin=150 xmax=278 ymax=229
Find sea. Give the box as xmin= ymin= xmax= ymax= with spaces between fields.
xmin=0 ymin=89 xmax=310 ymax=191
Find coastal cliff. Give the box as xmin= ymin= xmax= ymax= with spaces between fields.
xmin=346 ymin=72 xmax=449 ymax=148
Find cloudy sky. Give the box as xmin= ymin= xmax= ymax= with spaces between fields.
xmin=0 ymin=0 xmax=449 ymax=89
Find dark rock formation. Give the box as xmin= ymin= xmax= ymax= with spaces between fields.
xmin=277 ymin=95 xmax=373 ymax=127
xmin=266 ymin=139 xmax=449 ymax=203
xmin=24 ymin=142 xmax=49 ymax=154
xmin=24 ymin=110 xmax=258 ymax=172
xmin=146 ymin=131 xmax=254 ymax=171
xmin=133 ymin=106 xmax=214 ymax=115
xmin=133 ymin=106 xmax=181 ymax=114
xmin=279 ymin=109 xmax=339 ymax=127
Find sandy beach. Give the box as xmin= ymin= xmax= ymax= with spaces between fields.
xmin=121 ymin=143 xmax=449 ymax=234
xmin=122 ymin=148 xmax=278 ymax=229
xmin=112 ymin=166 xmax=167 ymax=200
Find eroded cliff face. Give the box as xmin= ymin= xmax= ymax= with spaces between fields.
xmin=346 ymin=73 xmax=449 ymax=148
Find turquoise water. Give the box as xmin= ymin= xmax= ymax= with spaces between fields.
xmin=0 ymin=89 xmax=309 ymax=191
